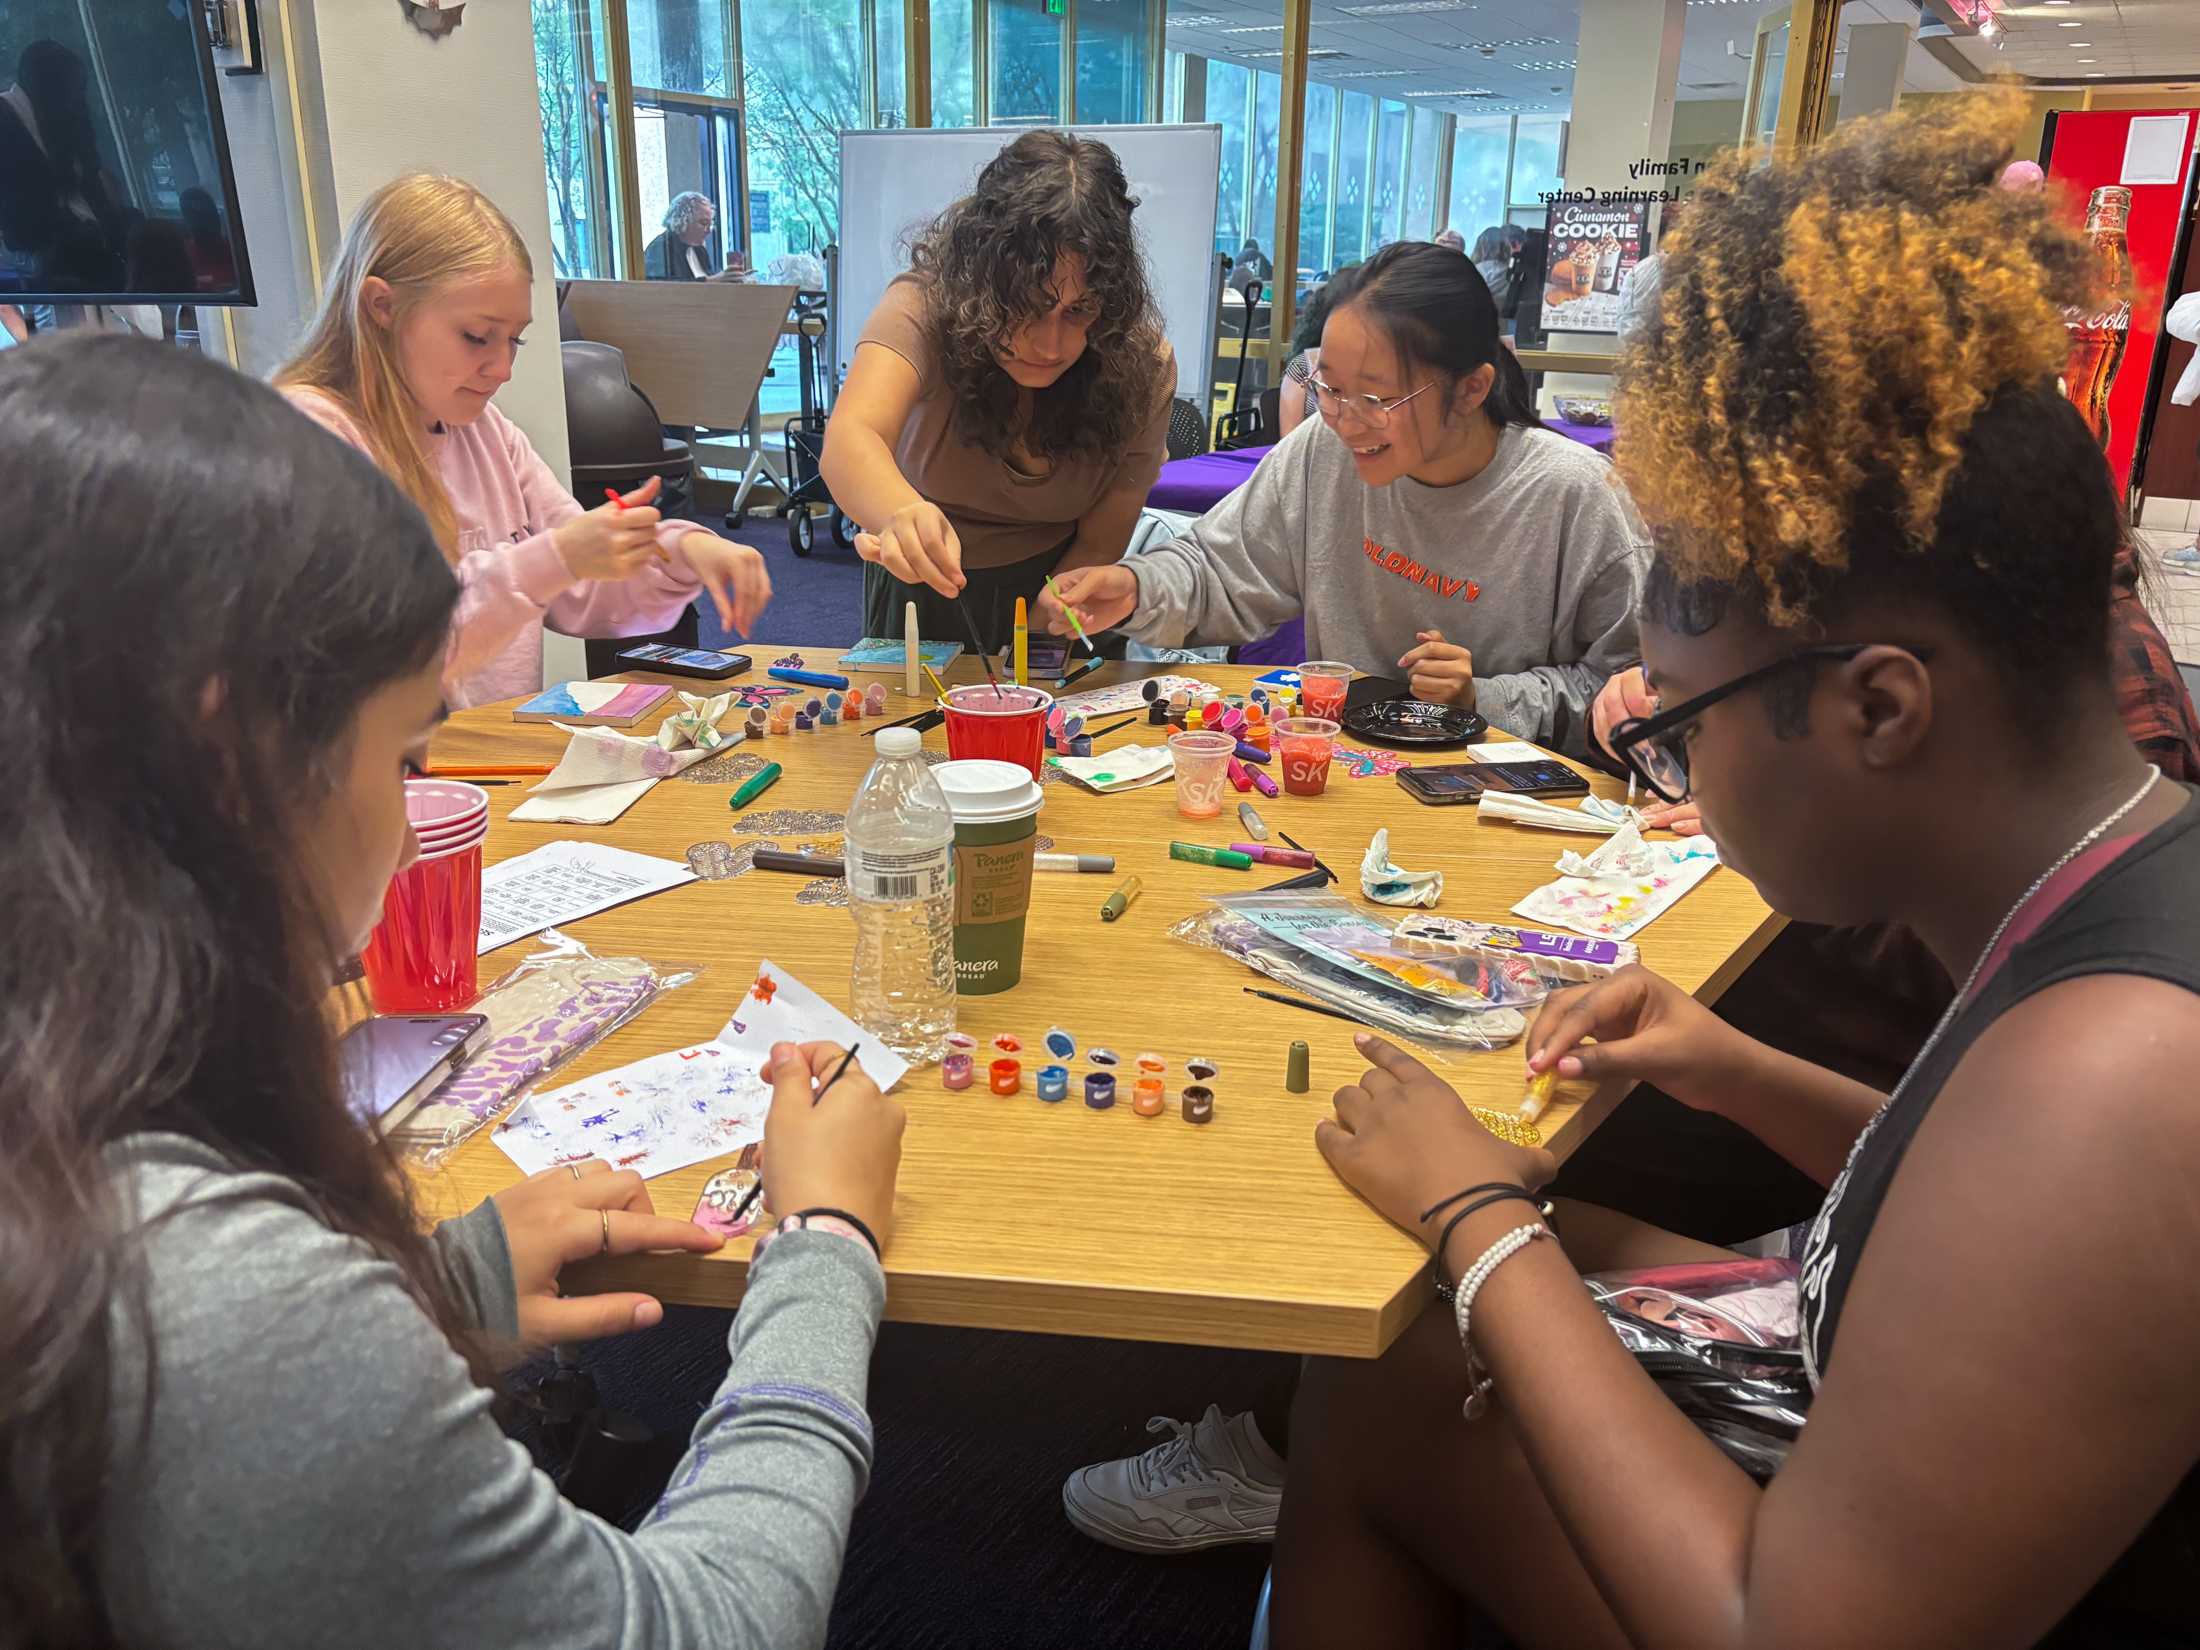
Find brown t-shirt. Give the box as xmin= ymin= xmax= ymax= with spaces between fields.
xmin=856 ymin=276 xmax=1174 ymax=571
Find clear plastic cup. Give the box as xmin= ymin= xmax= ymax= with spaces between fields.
xmin=1273 ymin=716 xmax=1341 ymax=797
xmin=1294 ymin=661 xmax=1354 ymax=721
xmin=1168 ymin=730 xmax=1236 ymax=818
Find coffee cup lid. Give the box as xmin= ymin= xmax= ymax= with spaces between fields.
xmin=933 ymin=758 xmax=1044 ymax=823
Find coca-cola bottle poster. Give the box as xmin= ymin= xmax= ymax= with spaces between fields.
xmin=1539 ymin=200 xmax=1650 ymax=336
xmin=2043 ymin=109 xmax=2199 ymax=497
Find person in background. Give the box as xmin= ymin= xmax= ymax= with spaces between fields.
xmin=644 ymin=191 xmax=732 ymax=283
xmin=0 ymin=39 xmax=125 ymax=294
xmin=1235 ymin=239 xmax=1274 ymax=284
xmin=822 ymin=129 xmax=1174 ymax=650
xmin=0 ymin=333 xmax=906 ymax=1649
xmin=277 ymin=173 xmax=770 ymax=710
xmin=1433 ymin=227 xmax=1466 ymax=254
xmin=1504 ymin=226 xmax=1549 ymax=347
xmin=1277 ymin=274 xmax=1347 ymax=440
xmin=1272 ymin=96 xmax=2200 ymax=1650
xmin=1471 ymin=226 xmax=1514 ymax=310
xmin=1042 ymin=241 xmax=1641 ymax=759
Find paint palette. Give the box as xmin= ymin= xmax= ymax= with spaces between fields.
xmin=1340 ymin=695 xmax=1487 ymax=748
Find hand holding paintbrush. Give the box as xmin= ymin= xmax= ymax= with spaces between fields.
xmin=730 ymin=1041 xmax=905 ymax=1245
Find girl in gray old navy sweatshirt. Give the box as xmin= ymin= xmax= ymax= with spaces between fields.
xmin=1044 ymin=242 xmax=1646 ymax=756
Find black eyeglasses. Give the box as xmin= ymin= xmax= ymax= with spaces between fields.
xmin=1609 ymin=643 xmax=1934 ymax=804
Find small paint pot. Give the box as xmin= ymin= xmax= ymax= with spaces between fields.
xmin=942 ymin=1053 xmax=975 ymax=1090
xmin=1037 ymin=1064 xmax=1070 ymax=1102
xmin=989 ymin=1058 xmax=1021 ymax=1095
xmin=1084 ymin=1072 xmax=1117 ymax=1109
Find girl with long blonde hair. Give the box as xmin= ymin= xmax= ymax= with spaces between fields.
xmin=278 ymin=173 xmax=770 ymax=709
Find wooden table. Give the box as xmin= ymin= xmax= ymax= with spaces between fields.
xmin=418 ymin=651 xmax=1778 ymax=1358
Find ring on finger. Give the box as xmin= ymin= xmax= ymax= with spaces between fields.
xmin=599 ymin=1208 xmax=611 ymax=1257
xmin=569 ymin=1163 xmax=584 ymax=1182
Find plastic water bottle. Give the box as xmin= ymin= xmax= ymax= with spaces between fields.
xmin=846 ymin=726 xmax=957 ymax=1063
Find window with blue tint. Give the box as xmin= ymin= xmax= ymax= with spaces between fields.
xmin=932 ymin=0 xmax=976 ymax=125
xmin=875 ymin=0 xmax=907 ymax=125
xmin=989 ymin=0 xmax=1062 ymax=126
xmin=1075 ymin=0 xmax=1148 ymax=124
xmin=1247 ymin=69 xmax=1282 ymax=279
xmin=1331 ymin=90 xmax=1372 ymax=268
xmin=1448 ymin=118 xmax=1509 ymax=266
xmin=1405 ymin=107 xmax=1442 ymax=241
xmin=742 ymin=0 xmax=861 ymax=410
xmin=1164 ymin=49 xmax=1184 ymax=122
xmin=1370 ymin=99 xmax=1407 ymax=249
xmin=1511 ymin=117 xmax=1564 ymax=208
xmin=1210 ymin=60 xmax=1251 ymax=256
xmin=1297 ymin=80 xmax=1337 ymax=283
xmin=532 ymin=0 xmax=607 ymax=277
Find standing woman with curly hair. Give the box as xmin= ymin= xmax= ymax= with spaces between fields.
xmin=1268 ymin=94 xmax=2200 ymax=1650
xmin=821 ymin=129 xmax=1174 ymax=649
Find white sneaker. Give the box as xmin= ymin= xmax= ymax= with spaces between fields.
xmin=2164 ymin=542 xmax=2200 ymax=574
xmin=1061 ymin=1405 xmax=1286 ymax=1553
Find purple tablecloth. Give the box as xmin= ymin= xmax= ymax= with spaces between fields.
xmin=1547 ymin=417 xmax=1616 ymax=453
xmin=1148 ymin=445 xmax=1275 ymax=512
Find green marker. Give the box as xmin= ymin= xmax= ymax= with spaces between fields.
xmin=1170 ymin=841 xmax=1253 ymax=870
xmin=729 ymin=763 xmax=783 ymax=810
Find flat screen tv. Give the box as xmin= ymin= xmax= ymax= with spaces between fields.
xmin=0 ymin=0 xmax=253 ymax=306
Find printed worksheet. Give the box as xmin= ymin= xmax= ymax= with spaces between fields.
xmin=477 ymin=841 xmax=696 ymax=954
xmin=491 ymin=1041 xmax=770 ymax=1179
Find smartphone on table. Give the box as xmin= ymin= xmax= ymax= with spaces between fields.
xmin=339 ymin=1014 xmax=490 ymax=1133
xmin=1397 ymin=758 xmax=1592 ymax=806
xmin=614 ymin=643 xmax=752 ymax=680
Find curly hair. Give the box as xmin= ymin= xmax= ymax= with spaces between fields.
xmin=906 ymin=130 xmax=1169 ymax=464
xmin=1614 ymin=93 xmax=2106 ymax=631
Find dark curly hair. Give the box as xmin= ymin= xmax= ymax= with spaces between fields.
xmin=906 ymin=130 xmax=1169 ymax=464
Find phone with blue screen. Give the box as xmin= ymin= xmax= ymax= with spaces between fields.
xmin=615 ymin=644 xmax=752 ymax=680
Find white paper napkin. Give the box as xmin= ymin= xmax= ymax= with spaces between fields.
xmin=510 ymin=722 xmax=739 ymax=826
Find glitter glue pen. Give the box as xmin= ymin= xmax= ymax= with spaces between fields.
xmin=1170 ymin=842 xmax=1254 ymax=870
xmin=729 ymin=763 xmax=782 ymax=809
xmin=1100 ymin=875 xmax=1144 ymax=921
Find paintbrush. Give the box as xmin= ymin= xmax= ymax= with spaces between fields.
xmin=1277 ymin=831 xmax=1339 ymax=886
xmin=1054 ymin=655 xmax=1105 ymax=694
xmin=1242 ymin=987 xmax=1370 ymax=1028
xmin=1083 ymin=712 xmax=1140 ymax=743
xmin=728 ymin=1043 xmax=863 ymax=1225
xmin=947 ymin=598 xmax=1005 ymax=699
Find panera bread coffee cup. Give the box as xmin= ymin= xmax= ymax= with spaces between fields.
xmin=933 ymin=758 xmax=1045 ymax=995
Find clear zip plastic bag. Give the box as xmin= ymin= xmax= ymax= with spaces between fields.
xmin=1581 ymin=1256 xmax=1811 ymax=1480
xmin=391 ymin=928 xmax=699 ymax=1167
xmin=1170 ymin=895 xmax=1531 ymax=1051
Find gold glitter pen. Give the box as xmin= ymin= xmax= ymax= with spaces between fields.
xmin=1100 ymin=875 xmax=1144 ymax=922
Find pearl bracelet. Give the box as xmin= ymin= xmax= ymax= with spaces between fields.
xmin=1452 ymin=1222 xmax=1549 ymax=1421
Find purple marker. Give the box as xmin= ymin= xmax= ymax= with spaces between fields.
xmin=1507 ymin=928 xmax=1624 ymax=966
xmin=1233 ymin=740 xmax=1271 ymax=765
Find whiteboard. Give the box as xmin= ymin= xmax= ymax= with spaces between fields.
xmin=835 ymin=125 xmax=1223 ymax=407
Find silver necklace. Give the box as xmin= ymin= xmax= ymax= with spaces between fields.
xmin=1903 ymin=765 xmax=2162 ymax=1089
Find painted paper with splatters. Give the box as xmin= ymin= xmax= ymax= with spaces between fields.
xmin=716 ymin=957 xmax=913 ymax=1094
xmin=1510 ymin=835 xmax=1722 ymax=941
xmin=491 ymin=1041 xmax=771 ymax=1180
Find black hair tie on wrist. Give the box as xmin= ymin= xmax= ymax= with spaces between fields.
xmin=1419 ymin=1181 xmax=1526 ymax=1225
xmin=1433 ymin=1189 xmax=1539 ymax=1290
xmin=786 ymin=1207 xmax=882 ymax=1263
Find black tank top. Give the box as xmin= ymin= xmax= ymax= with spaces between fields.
xmin=1798 ymin=788 xmax=2200 ymax=1645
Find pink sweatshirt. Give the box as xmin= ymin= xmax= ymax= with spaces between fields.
xmin=284 ymin=387 xmax=712 ymax=710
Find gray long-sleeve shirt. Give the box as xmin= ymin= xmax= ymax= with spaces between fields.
xmin=98 ymin=1132 xmax=884 ymax=1649
xmin=1125 ymin=418 xmax=1648 ymax=754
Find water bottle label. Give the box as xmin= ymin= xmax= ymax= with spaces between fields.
xmin=849 ymin=843 xmax=953 ymax=902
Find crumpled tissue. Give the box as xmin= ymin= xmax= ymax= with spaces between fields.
xmin=511 ymin=719 xmax=742 ymax=825
xmin=1359 ymin=828 xmax=1444 ymax=907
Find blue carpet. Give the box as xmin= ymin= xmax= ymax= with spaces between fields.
xmin=689 ymin=509 xmax=871 ymax=651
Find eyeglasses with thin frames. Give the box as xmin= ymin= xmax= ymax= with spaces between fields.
xmin=1309 ymin=374 xmax=1435 ymax=431
xmin=1609 ymin=643 xmax=1935 ymax=804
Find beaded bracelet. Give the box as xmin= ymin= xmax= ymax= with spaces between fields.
xmin=1452 ymin=1222 xmax=1550 ymax=1421
xmin=1431 ymin=1189 xmax=1541 ymax=1303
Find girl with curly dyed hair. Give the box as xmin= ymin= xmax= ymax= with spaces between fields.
xmin=1269 ymin=94 xmax=2200 ymax=1650
xmin=821 ymin=129 xmax=1173 ymax=649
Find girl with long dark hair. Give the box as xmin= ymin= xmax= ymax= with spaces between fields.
xmin=821 ymin=128 xmax=1175 ymax=650
xmin=0 ymin=335 xmax=904 ymax=1649
xmin=1040 ymin=240 xmax=1642 ymax=755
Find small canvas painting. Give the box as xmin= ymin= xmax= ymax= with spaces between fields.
xmin=512 ymin=681 xmax=673 ymax=727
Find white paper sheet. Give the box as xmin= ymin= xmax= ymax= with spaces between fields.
xmin=1510 ymin=828 xmax=1722 ymax=941
xmin=478 ymin=841 xmax=697 ymax=954
xmin=2121 ymin=115 xmax=2192 ymax=187
xmin=717 ymin=956 xmax=913 ymax=1093
xmin=1050 ymin=674 xmax=1217 ymax=717
xmin=508 ymin=721 xmax=732 ymax=826
xmin=491 ymin=1041 xmax=770 ymax=1180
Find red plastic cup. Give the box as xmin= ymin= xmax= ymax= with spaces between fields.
xmin=940 ymin=684 xmax=1054 ymax=781
xmin=1274 ymin=716 xmax=1340 ymax=797
xmin=362 ymin=816 xmax=487 ymax=1013
xmin=1295 ymin=660 xmax=1353 ymax=721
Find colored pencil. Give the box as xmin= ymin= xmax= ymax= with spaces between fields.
xmin=428 ymin=764 xmax=553 ymax=777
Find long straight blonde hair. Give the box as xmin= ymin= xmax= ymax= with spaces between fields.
xmin=277 ymin=174 xmax=533 ymax=558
